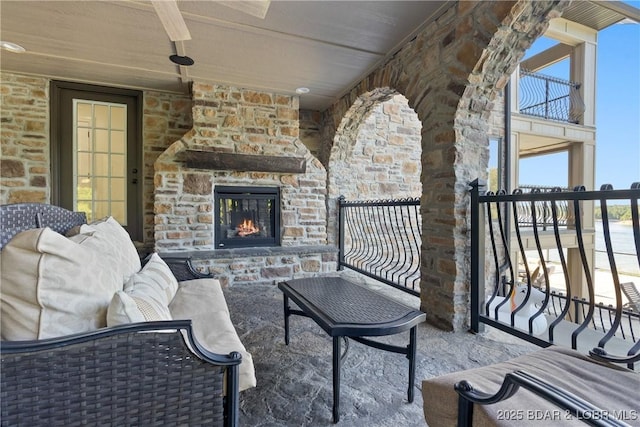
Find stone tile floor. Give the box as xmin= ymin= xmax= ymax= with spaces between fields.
xmin=225 ymin=272 xmax=538 ymax=427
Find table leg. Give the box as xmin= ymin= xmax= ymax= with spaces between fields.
xmin=332 ymin=336 xmax=342 ymax=423
xmin=283 ymin=294 xmax=290 ymax=345
xmin=407 ymin=326 xmax=417 ymax=402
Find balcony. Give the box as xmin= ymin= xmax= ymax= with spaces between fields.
xmin=518 ymin=68 xmax=584 ymax=124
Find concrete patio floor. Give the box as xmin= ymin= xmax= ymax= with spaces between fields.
xmin=224 ymin=272 xmax=538 ymax=427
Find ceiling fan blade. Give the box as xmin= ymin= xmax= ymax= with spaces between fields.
xmin=151 ymin=0 xmax=191 ymax=41
xmin=218 ymin=0 xmax=271 ymax=19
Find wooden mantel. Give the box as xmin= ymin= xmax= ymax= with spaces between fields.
xmin=180 ymin=150 xmax=307 ymax=173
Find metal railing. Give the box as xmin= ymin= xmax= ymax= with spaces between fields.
xmin=515 ymin=185 xmax=571 ymax=230
xmin=470 ymin=179 xmax=640 ymax=366
xmin=519 ymin=68 xmax=584 ymax=124
xmin=545 ymin=291 xmax=640 ymax=343
xmin=338 ymin=196 xmax=421 ymax=296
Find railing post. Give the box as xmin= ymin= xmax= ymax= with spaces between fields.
xmin=470 ymin=179 xmax=486 ymax=333
xmin=337 ymin=195 xmax=345 ymax=271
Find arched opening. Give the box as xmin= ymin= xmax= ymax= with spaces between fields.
xmin=326 ymin=89 xmax=422 ymax=248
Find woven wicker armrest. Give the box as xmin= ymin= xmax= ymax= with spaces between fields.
xmin=157 ymin=256 xmax=214 ymax=281
xmin=455 ymin=370 xmax=630 ymax=427
xmin=1 ymin=320 xmax=241 ymax=427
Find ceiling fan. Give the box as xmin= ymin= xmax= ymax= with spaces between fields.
xmin=151 ymin=0 xmax=272 ymax=42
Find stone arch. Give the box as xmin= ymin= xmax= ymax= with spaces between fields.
xmin=326 ymin=88 xmax=422 ymax=246
xmin=322 ymin=0 xmax=569 ymax=330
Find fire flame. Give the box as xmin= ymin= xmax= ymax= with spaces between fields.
xmin=237 ymin=219 xmax=260 ymax=236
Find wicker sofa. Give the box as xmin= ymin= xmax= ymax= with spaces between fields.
xmin=0 ymin=203 xmax=256 ymax=426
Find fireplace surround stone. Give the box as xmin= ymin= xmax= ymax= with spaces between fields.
xmin=153 ymin=83 xmax=333 ymax=284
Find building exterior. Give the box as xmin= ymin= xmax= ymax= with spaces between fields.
xmin=487 ymin=6 xmax=639 ymax=300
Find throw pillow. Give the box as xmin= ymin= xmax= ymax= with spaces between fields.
xmin=68 ymin=216 xmax=141 ymax=283
xmin=0 ymin=227 xmax=123 ymax=340
xmin=106 ymin=290 xmax=172 ymax=325
xmin=124 ymin=253 xmax=179 ymax=305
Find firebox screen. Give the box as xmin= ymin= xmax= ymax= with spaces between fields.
xmin=214 ymin=186 xmax=280 ymax=248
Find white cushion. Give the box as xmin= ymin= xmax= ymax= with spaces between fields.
xmin=69 ymin=216 xmax=141 ymax=283
xmin=124 ymin=253 xmax=178 ymax=305
xmin=0 ymin=227 xmax=123 ymax=340
xmin=107 ymin=290 xmax=172 ymax=325
xmin=169 ymin=279 xmax=257 ymax=392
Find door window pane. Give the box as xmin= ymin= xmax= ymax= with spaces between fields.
xmin=110 ymin=202 xmax=125 ymax=224
xmin=95 ymin=129 xmax=109 ymax=152
xmin=111 ymin=154 xmax=125 ymax=177
xmin=110 ymin=178 xmax=125 ymax=201
xmin=77 ymin=128 xmax=91 ymax=151
xmin=77 ymin=103 xmax=92 ymax=127
xmin=94 ymin=153 xmax=109 ymax=176
xmin=111 ymin=106 xmax=125 ymax=130
xmin=77 ymin=152 xmax=92 ymax=177
xmin=94 ymin=177 xmax=109 ymax=200
xmin=94 ymin=105 xmax=109 ymax=128
xmin=94 ymin=202 xmax=110 ymax=219
xmin=111 ymin=131 xmax=125 ymax=153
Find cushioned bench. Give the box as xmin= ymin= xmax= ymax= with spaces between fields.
xmin=0 ymin=203 xmax=255 ymax=426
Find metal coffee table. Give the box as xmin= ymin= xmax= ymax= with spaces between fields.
xmin=278 ymin=277 xmax=426 ymax=423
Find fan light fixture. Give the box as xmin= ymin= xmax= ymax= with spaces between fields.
xmin=0 ymin=41 xmax=26 ymax=53
xmin=170 ymin=54 xmax=195 ymax=66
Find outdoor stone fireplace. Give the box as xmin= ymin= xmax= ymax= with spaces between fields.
xmin=153 ymin=82 xmax=337 ymax=286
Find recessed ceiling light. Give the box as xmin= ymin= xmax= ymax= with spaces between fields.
xmin=169 ymin=54 xmax=194 ymax=66
xmin=295 ymin=87 xmax=310 ymax=94
xmin=0 ymin=41 xmax=26 ymax=53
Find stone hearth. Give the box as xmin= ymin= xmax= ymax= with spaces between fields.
xmin=153 ymin=83 xmax=336 ymax=286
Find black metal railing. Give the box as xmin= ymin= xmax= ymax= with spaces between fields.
xmin=545 ymin=291 xmax=639 ymax=342
xmin=338 ymin=196 xmax=421 ymax=296
xmin=470 ymin=179 xmax=640 ymax=366
xmin=519 ymin=68 xmax=584 ymax=124
xmin=515 ymin=185 xmax=571 ymax=230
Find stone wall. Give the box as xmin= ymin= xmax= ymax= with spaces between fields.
xmin=0 ymin=73 xmax=50 ymax=204
xmin=326 ymin=93 xmax=422 ymax=245
xmin=142 ymin=91 xmax=192 ymax=245
xmin=320 ymin=0 xmax=568 ymax=330
xmin=299 ymin=109 xmax=323 ymax=160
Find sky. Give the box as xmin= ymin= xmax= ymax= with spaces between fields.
xmin=518 ymin=12 xmax=640 ymax=191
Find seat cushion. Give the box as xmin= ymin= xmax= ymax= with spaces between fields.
xmin=0 ymin=227 xmax=123 ymax=340
xmin=422 ymin=346 xmax=639 ymax=427
xmin=169 ymin=279 xmax=257 ymax=392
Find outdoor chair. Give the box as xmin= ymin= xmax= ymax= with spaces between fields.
xmin=621 ymin=281 xmax=640 ymax=312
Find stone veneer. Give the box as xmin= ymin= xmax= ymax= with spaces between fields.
xmin=142 ymin=91 xmax=192 ymax=245
xmin=0 ymin=74 xmax=50 ymax=204
xmin=154 ymin=83 xmax=335 ymax=285
xmin=326 ymin=92 xmax=422 ymax=245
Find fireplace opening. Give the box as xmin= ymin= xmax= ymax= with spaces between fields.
xmin=214 ymin=186 xmax=280 ymax=248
